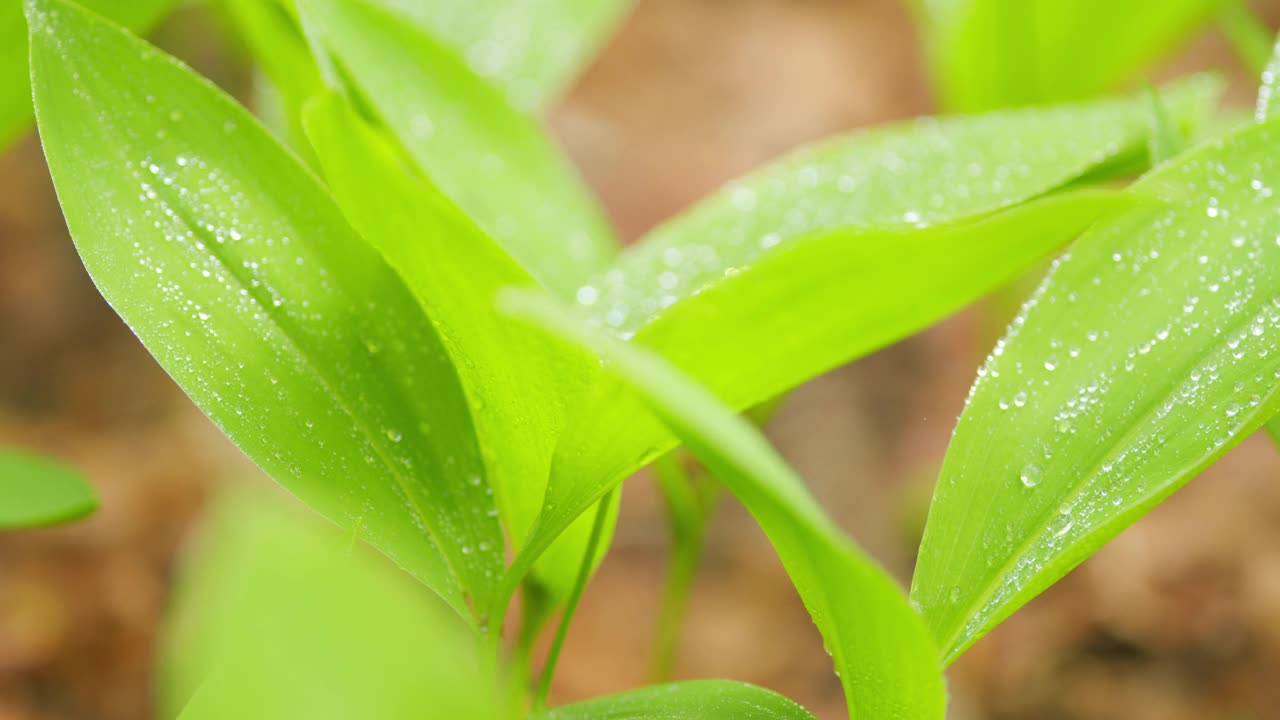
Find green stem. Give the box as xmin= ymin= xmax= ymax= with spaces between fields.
xmin=533 ymin=489 xmax=616 ymax=709
xmin=1218 ymin=0 xmax=1273 ymax=75
xmin=649 ymin=452 xmax=719 ymax=683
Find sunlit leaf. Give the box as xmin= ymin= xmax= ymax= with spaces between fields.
xmin=1257 ymin=34 xmax=1280 ymax=122
xmin=0 ymin=450 xmax=96 ymax=528
xmin=220 ymin=0 xmax=325 ymax=154
xmin=544 ymin=680 xmax=817 ymax=720
xmin=1144 ymin=84 xmax=1185 ymax=165
xmin=375 ymin=0 xmax=632 ymax=111
xmin=298 ymin=0 xmax=619 ymax=297
xmin=510 ymin=81 xmax=1219 ymax=592
xmin=912 ymin=118 xmax=1280 ymax=664
xmin=164 ymin=493 xmax=512 ymax=720
xmin=912 ymin=0 xmax=1220 ymax=112
xmin=504 ymin=291 xmax=946 ymax=720
xmin=301 ymin=92 xmax=607 ymax=604
xmin=0 ymin=0 xmax=175 ymax=151
xmin=27 ymin=0 xmax=501 ymax=621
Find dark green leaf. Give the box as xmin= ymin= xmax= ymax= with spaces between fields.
xmin=545 ymin=680 xmax=817 ymax=720
xmin=504 ymin=291 xmax=946 ymax=720
xmin=298 ymin=0 xmax=619 ymax=296
xmin=0 ymin=450 xmax=96 ymax=528
xmin=28 ymin=0 xmax=501 ymax=621
xmin=913 ymin=119 xmax=1280 ymax=664
xmin=164 ymin=493 xmax=512 ymax=720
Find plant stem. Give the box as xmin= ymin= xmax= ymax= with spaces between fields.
xmin=533 ymin=488 xmax=616 ymax=709
xmin=1219 ymin=0 xmax=1273 ymax=75
xmin=649 ymin=451 xmax=720 ymax=683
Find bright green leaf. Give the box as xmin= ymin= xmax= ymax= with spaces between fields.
xmin=164 ymin=493 xmax=512 ymax=720
xmin=511 ymin=82 xmax=1219 ymax=594
xmin=301 ymin=92 xmax=606 ymax=605
xmin=298 ymin=0 xmax=619 ymax=297
xmin=27 ymin=0 xmax=501 ymax=621
xmin=1256 ymin=35 xmax=1280 ymax=122
xmin=375 ymin=0 xmax=632 ymax=111
xmin=220 ymin=0 xmax=326 ymax=154
xmin=912 ymin=0 xmax=1221 ymax=112
xmin=504 ymin=291 xmax=946 ymax=720
xmin=0 ymin=0 xmax=175 ymax=152
xmin=0 ymin=450 xmax=96 ymax=528
xmin=544 ymin=680 xmax=817 ymax=720
xmin=1144 ymin=83 xmax=1185 ymax=165
xmin=913 ymin=119 xmax=1280 ymax=664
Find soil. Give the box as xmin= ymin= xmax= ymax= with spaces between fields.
xmin=3 ymin=1 xmax=1280 ymax=719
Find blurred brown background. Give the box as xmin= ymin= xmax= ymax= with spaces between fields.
xmin=4 ymin=1 xmax=1280 ymax=718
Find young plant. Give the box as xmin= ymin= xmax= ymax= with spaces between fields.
xmin=17 ymin=0 xmax=1280 ymax=716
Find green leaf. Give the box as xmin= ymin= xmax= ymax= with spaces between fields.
xmin=1256 ymin=35 xmax=1280 ymax=122
xmin=912 ymin=118 xmax=1280 ymax=664
xmin=374 ymin=0 xmax=632 ymax=111
xmin=912 ymin=0 xmax=1221 ymax=112
xmin=503 ymin=291 xmax=946 ymax=720
xmin=1144 ymin=83 xmax=1185 ymax=165
xmin=300 ymin=92 xmax=604 ymax=603
xmin=1218 ymin=0 xmax=1274 ymax=75
xmin=27 ymin=0 xmax=502 ymax=621
xmin=298 ymin=0 xmax=619 ymax=297
xmin=163 ymin=493 xmax=512 ymax=720
xmin=544 ymin=680 xmax=817 ymax=720
xmin=511 ymin=81 xmax=1219 ymax=595
xmin=0 ymin=0 xmax=175 ymax=152
xmin=220 ymin=0 xmax=326 ymax=154
xmin=0 ymin=450 xmax=96 ymax=528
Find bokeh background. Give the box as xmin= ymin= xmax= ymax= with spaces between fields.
xmin=4 ymin=1 xmax=1280 ymax=718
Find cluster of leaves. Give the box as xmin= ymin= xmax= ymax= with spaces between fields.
xmin=9 ymin=0 xmax=1280 ymax=717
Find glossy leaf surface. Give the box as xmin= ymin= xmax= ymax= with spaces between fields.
xmin=913 ymin=118 xmax=1280 ymax=664
xmin=545 ymin=681 xmax=817 ymax=720
xmin=913 ymin=0 xmax=1220 ymax=112
xmin=509 ymin=82 xmax=1220 ymax=603
xmin=165 ymin=494 xmax=510 ymax=720
xmin=299 ymin=0 xmax=618 ymax=296
xmin=505 ymin=292 xmax=946 ymax=720
xmin=0 ymin=0 xmax=175 ymax=151
xmin=28 ymin=0 xmax=501 ymax=620
xmin=376 ymin=0 xmax=632 ymax=111
xmin=302 ymin=93 xmax=604 ymax=601
xmin=0 ymin=450 xmax=96 ymax=528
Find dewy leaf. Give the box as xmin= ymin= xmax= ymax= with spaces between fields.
xmin=1256 ymin=35 xmax=1280 ymax=123
xmin=0 ymin=450 xmax=96 ymax=528
xmin=503 ymin=291 xmax=947 ymax=720
xmin=0 ymin=0 xmax=175 ymax=151
xmin=512 ymin=81 xmax=1220 ymax=588
xmin=301 ymin=93 xmax=604 ymax=602
xmin=163 ymin=493 xmax=512 ymax=720
xmin=374 ymin=0 xmax=633 ymax=111
xmin=913 ymin=118 xmax=1280 ymax=664
xmin=912 ymin=0 xmax=1220 ymax=112
xmin=27 ymin=0 xmax=502 ymax=621
xmin=544 ymin=680 xmax=818 ymax=720
xmin=298 ymin=0 xmax=619 ymax=297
